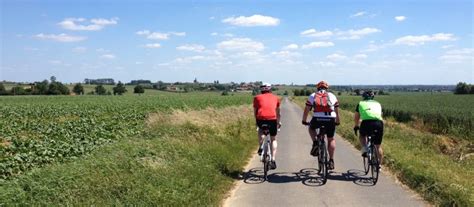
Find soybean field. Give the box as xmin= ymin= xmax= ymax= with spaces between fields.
xmin=0 ymin=93 xmax=252 ymax=180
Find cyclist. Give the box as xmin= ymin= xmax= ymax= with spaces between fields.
xmin=302 ymin=81 xmax=340 ymax=170
xmin=353 ymin=90 xmax=384 ymax=165
xmin=254 ymin=82 xmax=281 ymax=170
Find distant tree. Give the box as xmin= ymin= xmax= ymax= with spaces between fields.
xmin=470 ymin=86 xmax=474 ymax=94
xmin=193 ymin=78 xmax=198 ymax=84
xmin=283 ymin=90 xmax=289 ymax=96
xmin=113 ymin=81 xmax=127 ymax=95
xmin=337 ymin=92 xmax=342 ymax=96
xmin=11 ymin=86 xmax=27 ymax=95
xmin=305 ymin=88 xmax=312 ymax=96
xmin=50 ymin=76 xmax=57 ymax=83
xmin=0 ymin=83 xmax=7 ymax=95
xmin=134 ymin=85 xmax=145 ymax=95
xmin=73 ymin=83 xmax=84 ymax=95
xmin=33 ymin=80 xmax=49 ymax=95
xmin=454 ymin=82 xmax=471 ymax=94
xmin=48 ymin=81 xmax=70 ymax=95
xmin=221 ymin=90 xmax=229 ymax=96
xmin=293 ymin=89 xmax=300 ymax=96
xmin=95 ymin=84 xmax=107 ymax=95
xmin=354 ymin=89 xmax=361 ymax=96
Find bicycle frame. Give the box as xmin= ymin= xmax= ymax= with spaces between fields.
xmin=258 ymin=125 xmax=272 ymax=180
xmin=362 ymin=131 xmax=380 ymax=185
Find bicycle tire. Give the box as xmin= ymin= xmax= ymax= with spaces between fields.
xmin=320 ymin=140 xmax=328 ymax=184
xmin=363 ymin=151 xmax=369 ymax=175
xmin=263 ymin=154 xmax=269 ymax=180
xmin=370 ymin=145 xmax=380 ymax=184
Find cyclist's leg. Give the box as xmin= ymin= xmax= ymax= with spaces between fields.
xmin=359 ymin=121 xmax=369 ymax=155
xmin=269 ymin=120 xmax=278 ymax=161
xmin=308 ymin=117 xmax=317 ymax=142
xmin=374 ymin=121 xmax=384 ymax=164
xmin=326 ymin=120 xmax=337 ymax=160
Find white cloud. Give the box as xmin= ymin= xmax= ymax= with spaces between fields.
xmin=49 ymin=60 xmax=62 ymax=65
xmin=211 ymin=32 xmax=218 ymax=36
xmin=395 ymin=33 xmax=456 ymax=46
xmin=100 ymin=54 xmax=116 ymax=59
xmin=440 ymin=48 xmax=474 ymax=63
xmin=353 ymin=54 xmax=368 ymax=59
xmin=302 ymin=41 xmax=334 ymax=49
xmin=338 ymin=27 xmax=381 ymax=39
xmin=217 ymin=38 xmax=265 ymax=52
xmin=136 ymin=30 xmax=185 ymax=40
xmin=316 ymin=61 xmax=336 ymax=67
xmin=73 ymin=46 xmax=87 ymax=52
xmin=283 ymin=44 xmax=299 ymax=50
xmin=395 ymin=16 xmax=406 ymax=22
xmin=271 ymin=50 xmax=301 ymax=59
xmin=441 ymin=45 xmax=455 ymax=49
xmin=300 ymin=29 xmax=333 ymax=38
xmin=34 ymin=33 xmax=86 ymax=42
xmin=143 ymin=43 xmax=161 ymax=48
xmin=326 ymin=53 xmax=347 ymax=61
xmin=222 ymin=14 xmax=280 ymax=26
xmin=58 ymin=17 xmax=118 ymax=31
xmin=177 ymin=44 xmax=205 ymax=52
xmin=350 ymin=11 xmax=366 ymax=18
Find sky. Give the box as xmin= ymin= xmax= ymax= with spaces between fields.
xmin=1 ymin=0 xmax=473 ymax=85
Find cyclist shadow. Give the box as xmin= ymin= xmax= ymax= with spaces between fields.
xmin=329 ymin=169 xmax=375 ymax=186
xmin=243 ymin=167 xmax=266 ymax=184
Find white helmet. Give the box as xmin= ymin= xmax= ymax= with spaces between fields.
xmin=260 ymin=82 xmax=272 ymax=92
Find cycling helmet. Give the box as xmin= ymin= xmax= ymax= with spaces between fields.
xmin=260 ymin=82 xmax=272 ymax=92
xmin=316 ymin=81 xmax=329 ymax=90
xmin=362 ymin=90 xmax=375 ymax=100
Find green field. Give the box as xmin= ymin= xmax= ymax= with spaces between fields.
xmin=337 ymin=92 xmax=473 ymax=140
xmin=0 ymin=92 xmax=252 ymax=179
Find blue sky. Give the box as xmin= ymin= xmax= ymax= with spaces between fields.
xmin=1 ymin=0 xmax=473 ymax=84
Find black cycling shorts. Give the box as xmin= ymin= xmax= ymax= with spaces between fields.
xmin=360 ymin=120 xmax=384 ymax=145
xmin=309 ymin=117 xmax=336 ymax=138
xmin=256 ymin=119 xmax=278 ymax=136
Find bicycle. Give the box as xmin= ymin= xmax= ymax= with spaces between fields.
xmin=258 ymin=124 xmax=273 ymax=180
xmin=303 ymin=121 xmax=329 ymax=184
xmin=357 ymin=129 xmax=380 ymax=185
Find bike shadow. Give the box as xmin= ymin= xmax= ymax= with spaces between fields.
xmin=329 ymin=169 xmax=375 ymax=186
xmin=243 ymin=167 xmax=266 ymax=184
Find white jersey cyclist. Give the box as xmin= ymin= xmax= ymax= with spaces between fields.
xmin=306 ymin=90 xmax=339 ymax=118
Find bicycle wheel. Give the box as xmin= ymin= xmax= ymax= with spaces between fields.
xmin=370 ymin=145 xmax=380 ymax=184
xmin=363 ymin=151 xmax=369 ymax=175
xmin=263 ymin=154 xmax=269 ymax=180
xmin=320 ymin=141 xmax=328 ymax=184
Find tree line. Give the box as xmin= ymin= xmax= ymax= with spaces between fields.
xmin=454 ymin=82 xmax=474 ymax=94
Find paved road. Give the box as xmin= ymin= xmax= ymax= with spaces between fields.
xmin=224 ymin=98 xmax=427 ymax=207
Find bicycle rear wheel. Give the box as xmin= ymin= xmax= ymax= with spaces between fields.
xmin=363 ymin=153 xmax=369 ymax=175
xmin=319 ymin=141 xmax=328 ymax=184
xmin=370 ymin=145 xmax=380 ymax=184
xmin=263 ymin=154 xmax=269 ymax=180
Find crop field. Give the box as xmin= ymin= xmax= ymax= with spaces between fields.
xmin=336 ymin=93 xmax=473 ymax=140
xmin=0 ymin=93 xmax=252 ymax=180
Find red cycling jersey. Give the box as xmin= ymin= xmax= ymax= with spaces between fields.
xmin=253 ymin=93 xmax=280 ymax=120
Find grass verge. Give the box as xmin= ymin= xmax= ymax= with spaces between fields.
xmin=292 ymin=97 xmax=473 ymax=206
xmin=0 ymin=105 xmax=255 ymax=205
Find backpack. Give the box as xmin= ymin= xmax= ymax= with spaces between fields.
xmin=313 ymin=91 xmax=333 ymax=112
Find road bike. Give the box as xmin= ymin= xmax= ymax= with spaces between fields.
xmin=258 ymin=124 xmax=273 ymax=180
xmin=304 ymin=122 xmax=329 ymax=184
xmin=361 ymin=130 xmax=380 ymax=185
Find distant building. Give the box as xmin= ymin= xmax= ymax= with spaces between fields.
xmin=84 ymin=78 xmax=115 ymax=85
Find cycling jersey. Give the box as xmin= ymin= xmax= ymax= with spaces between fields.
xmin=356 ymin=100 xmax=383 ymax=121
xmin=306 ymin=90 xmax=339 ymax=118
xmin=253 ymin=93 xmax=280 ymax=120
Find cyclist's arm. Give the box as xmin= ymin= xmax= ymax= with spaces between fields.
xmin=354 ymin=112 xmax=360 ymax=127
xmin=302 ymin=105 xmax=311 ymax=123
xmin=276 ymin=107 xmax=280 ymax=123
xmin=334 ymin=106 xmax=340 ymax=125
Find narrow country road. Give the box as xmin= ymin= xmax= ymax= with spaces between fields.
xmin=224 ymin=98 xmax=427 ymax=207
